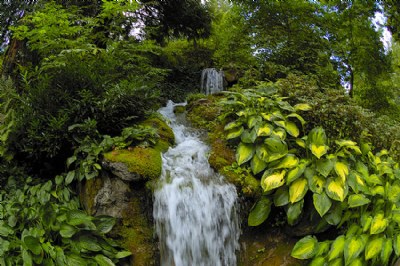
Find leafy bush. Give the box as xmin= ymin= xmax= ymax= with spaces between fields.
xmin=0 ymin=176 xmax=130 ymax=265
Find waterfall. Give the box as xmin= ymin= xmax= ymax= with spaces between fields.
xmin=200 ymin=68 xmax=224 ymax=95
xmin=154 ymin=101 xmax=240 ymax=266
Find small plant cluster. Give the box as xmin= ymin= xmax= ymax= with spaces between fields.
xmin=219 ymin=85 xmax=400 ymax=265
xmin=0 ymin=176 xmax=131 ymax=265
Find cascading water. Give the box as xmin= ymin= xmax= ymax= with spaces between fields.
xmin=154 ymin=101 xmax=240 ymax=266
xmin=201 ymin=68 xmax=224 ymax=95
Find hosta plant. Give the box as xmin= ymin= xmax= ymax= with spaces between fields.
xmin=220 ymin=86 xmax=400 ymax=265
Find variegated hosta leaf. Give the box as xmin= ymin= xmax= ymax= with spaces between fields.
xmin=224 ymin=120 xmax=243 ymax=130
xmin=348 ymin=194 xmax=370 ymax=208
xmin=257 ymin=123 xmax=274 ymax=137
xmin=274 ymin=120 xmax=286 ymax=128
xmin=273 ymin=186 xmax=289 ymax=207
xmin=328 ymin=235 xmax=345 ymax=261
xmin=291 ymin=235 xmax=318 ymax=259
xmin=248 ymin=197 xmax=272 ymax=226
xmin=326 ymin=178 xmax=348 ymax=202
xmin=248 ymin=115 xmax=262 ymax=128
xmin=316 ymin=158 xmax=334 ymax=178
xmin=310 ymin=144 xmax=328 ymax=159
xmin=236 ymin=142 xmax=255 ymax=166
xmin=256 ymin=144 xmax=269 ymax=162
xmin=289 ymin=178 xmax=308 ymax=203
xmin=381 ymin=238 xmax=393 ymax=265
xmin=285 ymin=121 xmax=300 ymax=137
xmin=286 ymin=163 xmax=307 ymax=184
xmin=226 ymin=126 xmax=244 ymax=140
xmin=241 ymin=128 xmax=257 ymax=144
xmin=296 ymin=138 xmax=306 ymax=148
xmin=287 ymin=200 xmax=303 ymax=225
xmin=294 ymin=103 xmax=312 ymax=111
xmin=335 ymin=140 xmax=358 ymax=147
xmin=274 ymin=154 xmax=299 ymax=169
xmin=335 ymin=161 xmax=349 ymax=183
xmin=272 ymin=128 xmax=287 ymax=140
xmin=365 ymin=237 xmax=384 ymax=260
xmin=364 ymin=174 xmax=382 ymax=186
xmin=287 ymin=113 xmax=306 ymax=126
xmin=308 ymin=127 xmax=327 ymax=146
xmin=370 ymin=212 xmax=388 ymax=235
xmin=308 ymin=175 xmax=325 ymax=194
xmin=315 ymin=241 xmax=330 ymax=257
xmin=344 ymin=236 xmax=365 ymax=265
xmin=264 ymin=137 xmax=288 ymax=162
xmin=261 ymin=170 xmax=287 ymax=192
xmin=250 ymin=154 xmax=267 ymax=175
xmin=313 ymin=192 xmax=332 ymax=217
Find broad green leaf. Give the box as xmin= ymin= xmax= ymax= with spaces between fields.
xmin=60 ymin=223 xmax=77 ymax=238
xmin=291 ymin=235 xmax=318 ymax=259
xmin=66 ymin=254 xmax=90 ymax=266
xmin=310 ymin=144 xmax=328 ymax=159
xmin=250 ymin=154 xmax=267 ymax=175
xmin=286 ymin=163 xmax=306 ymax=184
xmin=389 ymin=182 xmax=400 ymax=204
xmin=365 ymin=237 xmax=384 ymax=260
xmin=370 ymin=213 xmax=388 ymax=235
xmin=94 ymin=216 xmax=116 ymax=234
xmin=328 ymin=235 xmax=345 ymax=261
xmin=236 ymin=142 xmax=255 ymax=166
xmin=364 ymin=174 xmax=382 ymax=186
xmin=287 ymin=200 xmax=303 ymax=225
xmin=315 ymin=241 xmax=330 ymax=257
xmin=316 ymin=158 xmax=334 ymax=177
xmin=22 ymin=249 xmax=33 ymax=266
xmin=285 ymin=121 xmax=300 ymax=137
xmin=264 ymin=137 xmax=288 ymax=162
xmin=288 ymin=113 xmax=306 ymax=126
xmin=256 ymin=144 xmax=269 ymax=162
xmin=335 ymin=161 xmax=349 ymax=183
xmin=67 ymin=210 xmax=92 ymax=226
xmin=324 ymin=203 xmax=343 ymax=226
xmin=381 ymin=238 xmax=392 ymax=265
xmin=313 ymin=192 xmax=332 ymax=217
xmin=248 ymin=197 xmax=272 ymax=226
xmin=289 ymin=178 xmax=308 ymax=203
xmin=274 ymin=120 xmax=286 ymax=128
xmin=308 ymin=175 xmax=325 ymax=194
xmin=257 ymin=123 xmax=273 ymax=137
xmin=309 ymin=257 xmax=325 ymax=266
xmin=344 ymin=236 xmax=365 ymax=265
xmin=226 ymin=126 xmax=244 ymax=140
xmin=308 ymin=127 xmax=327 ymax=146
xmin=348 ymin=258 xmax=364 ymax=266
xmin=274 ymin=154 xmax=299 ymax=169
xmin=115 ymin=251 xmax=132 ymax=259
xmin=394 ymin=234 xmax=400 ymax=256
xmin=224 ymin=120 xmax=243 ymax=130
xmin=371 ymin=185 xmax=385 ymax=196
xmin=261 ymin=170 xmax=286 ymax=192
xmin=66 ymin=155 xmax=77 ymax=168
xmin=24 ymin=236 xmax=42 ymax=255
xmin=348 ymin=194 xmax=370 ymax=208
xmin=273 ymin=187 xmax=289 ymax=206
xmin=65 ymin=171 xmax=75 ymax=185
xmin=272 ymin=128 xmax=287 ymax=140
xmin=248 ymin=115 xmax=262 ymax=128
xmin=241 ymin=128 xmax=257 ymax=144
xmin=294 ymin=103 xmax=312 ymax=111
xmin=326 ymin=178 xmax=347 ymax=202
xmin=78 ymin=235 xmax=102 ymax=252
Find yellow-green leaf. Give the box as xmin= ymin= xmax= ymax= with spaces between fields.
xmin=264 ymin=137 xmax=288 ymax=162
xmin=336 ymin=140 xmax=358 ymax=147
xmin=393 ymin=234 xmax=400 ymax=256
xmin=285 ymin=121 xmax=300 ymax=137
xmin=291 ymin=235 xmax=318 ymax=259
xmin=224 ymin=120 xmax=243 ymax=130
xmin=381 ymin=238 xmax=392 ymax=265
xmin=316 ymin=158 xmax=334 ymax=177
xmin=286 ymin=163 xmax=307 ymax=184
xmin=261 ymin=170 xmax=286 ymax=192
xmin=257 ymin=123 xmax=273 ymax=137
xmin=328 ymin=235 xmax=345 ymax=261
xmin=326 ymin=178 xmax=347 ymax=202
xmin=289 ymin=178 xmax=308 ymax=203
xmin=348 ymin=194 xmax=370 ymax=208
xmin=308 ymin=175 xmax=325 ymax=194
xmin=344 ymin=236 xmax=365 ymax=265
xmin=248 ymin=115 xmax=262 ymax=128
xmin=256 ymin=144 xmax=269 ymax=162
xmin=226 ymin=126 xmax=244 ymax=140
xmin=241 ymin=128 xmax=257 ymax=143
xmin=335 ymin=161 xmax=349 ymax=183
xmin=311 ymin=144 xmax=328 ymax=159
xmin=294 ymin=103 xmax=312 ymax=111
xmin=250 ymin=154 xmax=267 ymax=175
xmin=274 ymin=120 xmax=286 ymax=128
xmin=288 ymin=113 xmax=306 ymax=126
xmin=274 ymin=154 xmax=299 ymax=169
xmin=313 ymin=192 xmax=332 ymax=217
xmin=296 ymin=138 xmax=306 ymax=148
xmin=236 ymin=142 xmax=255 ymax=166
xmin=365 ymin=237 xmax=384 ymax=260
xmin=370 ymin=213 xmax=388 ymax=235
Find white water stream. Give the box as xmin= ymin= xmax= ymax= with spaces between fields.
xmin=154 ymin=101 xmax=240 ymax=266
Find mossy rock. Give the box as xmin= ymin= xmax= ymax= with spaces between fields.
xmin=103 ymin=147 xmax=162 ymax=181
xmin=140 ymin=117 xmax=174 ymax=152
xmin=173 ymin=105 xmax=185 ymax=114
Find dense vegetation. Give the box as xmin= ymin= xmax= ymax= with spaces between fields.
xmin=2 ymin=0 xmax=400 ymax=264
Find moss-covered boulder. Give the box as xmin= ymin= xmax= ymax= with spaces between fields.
xmin=140 ymin=116 xmax=175 ymax=153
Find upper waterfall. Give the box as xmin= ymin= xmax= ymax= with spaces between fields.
xmin=200 ymin=68 xmax=224 ymax=95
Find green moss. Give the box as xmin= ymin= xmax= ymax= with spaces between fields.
xmin=103 ymin=147 xmax=162 ymax=180
xmin=140 ymin=117 xmax=174 ymax=152
xmin=173 ymin=105 xmax=185 ymax=114
xmin=80 ymin=177 xmax=103 ymax=215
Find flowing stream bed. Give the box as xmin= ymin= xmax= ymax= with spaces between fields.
xmin=153 ymin=101 xmax=240 ymax=266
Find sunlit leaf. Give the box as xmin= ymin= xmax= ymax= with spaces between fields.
xmin=289 ymin=178 xmax=308 ymax=203
xmin=248 ymin=115 xmax=262 ymax=128
xmin=286 ymin=163 xmax=306 ymax=184
xmin=236 ymin=142 xmax=255 ymax=166
xmin=285 ymin=121 xmax=300 ymax=137
xmin=348 ymin=194 xmax=370 ymax=208
xmin=365 ymin=237 xmax=384 ymax=260
xmin=310 ymin=144 xmax=328 ymax=159
xmin=294 ymin=103 xmax=312 ymax=111
xmin=274 ymin=154 xmax=299 ymax=169
xmin=344 ymin=236 xmax=365 ymax=265
xmin=261 ymin=170 xmax=286 ymax=192
xmin=291 ymin=235 xmax=318 ymax=259
xmin=296 ymin=138 xmax=306 ymax=148
xmin=257 ymin=123 xmax=273 ymax=137
xmin=248 ymin=197 xmax=272 ymax=226
xmin=370 ymin=213 xmax=388 ymax=235
xmin=313 ymin=192 xmax=332 ymax=217
xmin=226 ymin=126 xmax=244 ymax=140
xmin=326 ymin=178 xmax=347 ymax=202
xmin=328 ymin=235 xmax=345 ymax=261
xmin=287 ymin=113 xmax=306 ymax=126
xmin=224 ymin=120 xmax=243 ymax=130
xmin=335 ymin=161 xmax=349 ymax=183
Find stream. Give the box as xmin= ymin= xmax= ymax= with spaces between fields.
xmin=153 ymin=101 xmax=240 ymax=266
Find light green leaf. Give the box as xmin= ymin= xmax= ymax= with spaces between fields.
xmin=274 ymin=154 xmax=299 ymax=169
xmin=381 ymin=238 xmax=392 ymax=265
xmin=241 ymin=128 xmax=257 ymax=144
xmin=310 ymin=144 xmax=328 ymax=159
xmin=65 ymin=171 xmax=75 ymax=185
xmin=60 ymin=223 xmax=77 ymax=238
xmin=226 ymin=126 xmax=244 ymax=140
xmin=287 ymin=200 xmax=303 ymax=225
xmin=365 ymin=237 xmax=384 ymax=260
xmin=288 ymin=113 xmax=306 ymax=126
xmin=296 ymin=138 xmax=306 ymax=148
xmin=291 ymin=235 xmax=318 ymax=259
xmin=336 ymin=140 xmax=358 ymax=147
xmin=115 ymin=251 xmax=132 ymax=259
xmin=316 ymin=158 xmax=334 ymax=177
xmin=313 ymin=192 xmax=332 ymax=217
xmin=256 ymin=144 xmax=269 ymax=162
xmin=328 ymin=235 xmax=345 ymax=261
xmin=364 ymin=174 xmax=382 ymax=186
xmin=344 ymin=236 xmax=365 ymax=265
xmin=309 ymin=257 xmax=325 ymax=266
xmin=224 ymin=120 xmax=243 ymax=130
xmin=264 ymin=137 xmax=288 ymax=162
xmin=294 ymin=103 xmax=312 ymax=111
xmin=326 ymin=178 xmax=347 ymax=202
xmin=286 ymin=163 xmax=306 ymax=184
xmin=308 ymin=127 xmax=327 ymax=146
xmin=250 ymin=154 xmax=267 ymax=175
xmin=248 ymin=115 xmax=262 ymax=128
xmin=273 ymin=187 xmax=289 ymax=207
xmin=388 ymin=182 xmax=400 ymax=204
xmin=22 ymin=249 xmax=33 ymax=266
xmin=274 ymin=120 xmax=286 ymax=128
xmin=289 ymin=178 xmax=308 ymax=203
xmin=335 ymin=161 xmax=349 ymax=183
xmin=66 ymin=210 xmax=93 ymax=226
xmin=236 ymin=142 xmax=255 ymax=166
xmin=248 ymin=197 xmax=272 ymax=226
xmin=94 ymin=255 xmax=115 ymax=266
xmin=308 ymin=175 xmax=325 ymax=194
xmin=285 ymin=121 xmax=300 ymax=137
xmin=257 ymin=123 xmax=274 ymax=137
xmin=370 ymin=213 xmax=388 ymax=235
xmin=348 ymin=194 xmax=370 ymax=208
xmin=315 ymin=241 xmax=330 ymax=257
xmin=261 ymin=170 xmax=286 ymax=192
xmin=393 ymin=234 xmax=400 ymax=256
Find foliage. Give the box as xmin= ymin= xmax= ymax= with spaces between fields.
xmin=218 ymin=84 xmax=400 ymax=265
xmin=0 ymin=176 xmax=131 ymax=265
